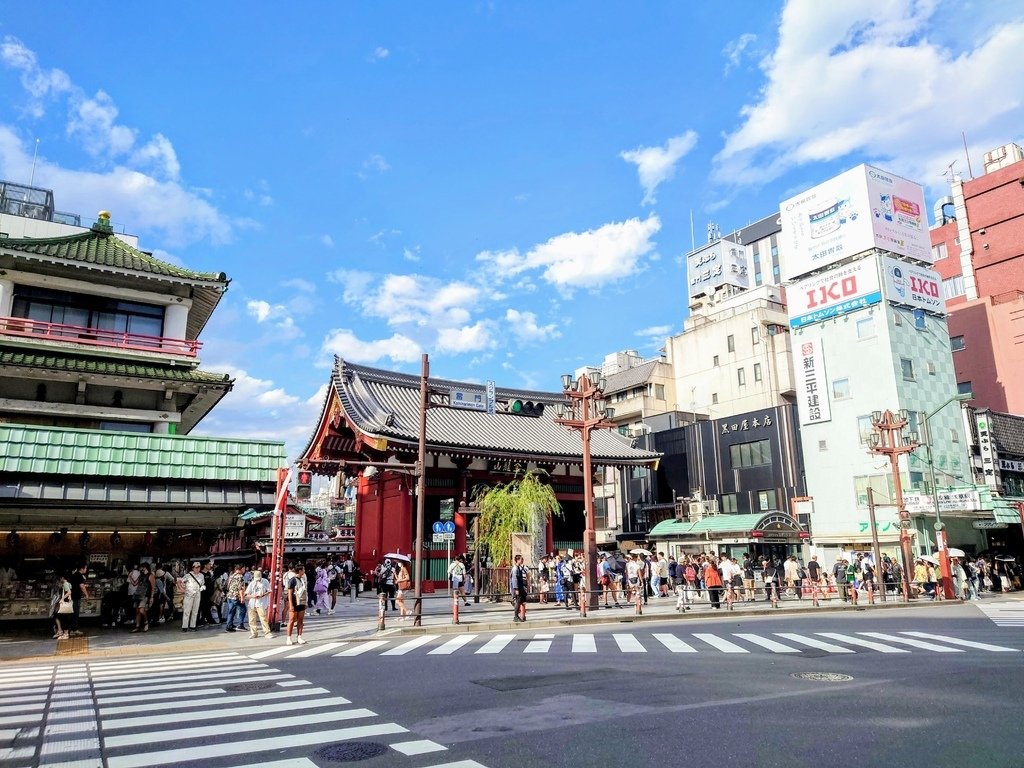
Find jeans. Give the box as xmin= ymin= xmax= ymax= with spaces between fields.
xmin=224 ymin=598 xmax=244 ymax=628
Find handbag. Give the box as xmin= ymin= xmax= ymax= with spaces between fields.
xmin=397 ymin=579 xmax=411 ymax=590
xmin=57 ymin=597 xmax=73 ymax=615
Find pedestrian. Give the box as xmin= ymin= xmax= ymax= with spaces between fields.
xmin=395 ymin=559 xmax=411 ymax=620
xmin=313 ymin=561 xmax=330 ymax=615
xmin=285 ymin=563 xmax=308 ymax=645
xmin=131 ymin=563 xmax=155 ymax=632
xmin=561 ymin=555 xmax=578 ymax=609
xmin=66 ymin=562 xmax=89 ymax=637
xmin=245 ymin=568 xmax=274 ymax=639
xmin=181 ymin=562 xmax=205 ymax=632
xmin=224 ymin=563 xmax=247 ymax=632
xmin=50 ymin=572 xmax=73 ymax=640
xmin=198 ymin=560 xmax=215 ymax=626
xmin=784 ymin=556 xmax=802 ymax=599
xmin=951 ymin=557 xmax=968 ymax=601
xmin=327 ymin=559 xmax=342 ymax=614
xmin=703 ymin=558 xmax=723 ymax=609
xmin=538 ymin=556 xmax=550 ymax=604
xmin=742 ymin=555 xmax=756 ymax=602
xmin=448 ymin=555 xmax=469 ymax=606
xmin=376 ymin=558 xmax=397 ymax=612
xmin=509 ymin=554 xmax=530 ymax=622
xmin=833 ymin=557 xmax=849 ymax=602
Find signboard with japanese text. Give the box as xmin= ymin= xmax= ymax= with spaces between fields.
xmin=903 ymin=490 xmax=981 ymax=514
xmin=718 ymin=412 xmax=775 ymax=435
xmin=449 ymin=386 xmax=486 ymax=411
xmin=975 ymin=412 xmax=1001 ymax=490
xmin=788 ymin=257 xmax=882 ymax=328
xmin=794 ymin=337 xmax=831 ymax=425
xmin=781 ymin=164 xmax=932 ymax=281
xmin=880 ymin=256 xmax=945 ymax=314
xmin=999 ymin=458 xmax=1024 ymax=472
xmin=686 ymin=238 xmax=750 ymax=300
xmin=284 ymin=514 xmax=306 ymax=540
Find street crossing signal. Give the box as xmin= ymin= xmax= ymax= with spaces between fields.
xmin=296 ymin=469 xmax=312 ymax=501
xmin=508 ymin=399 xmax=545 ymax=417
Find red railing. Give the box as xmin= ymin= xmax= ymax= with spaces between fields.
xmin=0 ymin=316 xmax=200 ymax=356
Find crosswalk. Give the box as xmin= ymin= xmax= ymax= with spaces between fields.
xmin=0 ymin=652 xmax=489 ymax=768
xmin=976 ymin=600 xmax=1024 ymax=627
xmin=243 ymin=630 xmax=1021 ymax=661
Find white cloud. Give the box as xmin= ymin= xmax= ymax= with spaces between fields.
xmin=219 ymin=366 xmax=301 ymax=409
xmin=620 ymin=131 xmax=698 ymax=205
xmin=477 ymin=215 xmax=661 ymax=294
xmin=243 ymin=180 xmax=273 ymax=207
xmin=368 ymin=47 xmax=390 ymax=62
xmin=320 ymin=234 xmax=335 ymax=247
xmin=634 ymin=324 xmax=673 ymax=339
xmin=321 ymin=329 xmax=422 ymax=363
xmin=505 ymin=308 xmax=561 ymax=343
xmin=245 ymin=299 xmax=301 ymax=339
xmin=403 ymin=245 xmax=421 ymax=262
xmin=0 ymin=36 xmax=71 ymax=116
xmin=722 ymin=33 xmax=758 ymax=74
xmin=713 ymin=1 xmax=1024 ymax=189
xmin=283 ymin=278 xmax=317 ymax=294
xmin=436 ymin=321 xmax=495 ymax=354
xmin=362 ymin=154 xmax=391 ymax=175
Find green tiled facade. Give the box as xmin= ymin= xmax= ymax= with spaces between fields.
xmin=0 ymin=424 xmax=286 ymax=482
xmin=649 ymin=513 xmax=767 ymax=537
xmin=0 ymin=350 xmax=230 ymax=384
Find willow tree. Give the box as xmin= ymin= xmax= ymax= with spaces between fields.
xmin=473 ymin=470 xmax=561 ymax=567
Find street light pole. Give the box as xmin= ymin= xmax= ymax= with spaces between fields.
xmin=869 ymin=409 xmax=919 ymax=601
xmin=554 ymin=371 xmax=616 ymax=611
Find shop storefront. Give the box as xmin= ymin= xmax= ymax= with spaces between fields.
xmin=650 ymin=511 xmax=808 ymax=561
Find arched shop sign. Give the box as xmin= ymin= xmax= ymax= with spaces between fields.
xmin=750 ymin=513 xmax=807 ymax=544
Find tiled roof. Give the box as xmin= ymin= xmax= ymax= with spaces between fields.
xmin=602 ymin=360 xmax=661 ymax=395
xmin=650 ymin=513 xmax=768 ymax=537
xmin=324 ymin=358 xmax=660 ymax=465
xmin=0 ymin=425 xmax=286 ymax=481
xmin=0 ymin=226 xmax=226 ymax=282
xmin=0 ymin=349 xmax=231 ymax=384
xmin=990 ymin=411 xmax=1024 ymax=456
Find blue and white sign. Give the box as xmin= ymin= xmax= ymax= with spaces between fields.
xmin=449 ymin=386 xmax=487 ymax=411
xmin=442 ymin=520 xmax=456 ymax=534
xmin=788 ymin=257 xmax=881 ymax=329
xmin=431 ymin=521 xmax=444 ymax=534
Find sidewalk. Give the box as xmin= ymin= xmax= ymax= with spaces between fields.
xmin=1 ymin=587 xmax=976 ymax=664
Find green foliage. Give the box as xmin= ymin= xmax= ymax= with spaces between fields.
xmin=473 ymin=470 xmax=561 ymax=565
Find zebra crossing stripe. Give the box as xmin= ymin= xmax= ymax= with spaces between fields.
xmin=97 ymin=687 xmax=229 ymax=706
xmin=475 ymin=634 xmax=515 ymax=654
xmin=222 ymin=760 xmax=319 ymax=768
xmin=523 ymin=636 xmax=551 ymax=653
xmin=89 ymin=659 xmax=253 ymax=681
xmin=652 ymin=633 xmax=697 ymax=653
xmin=613 ymin=634 xmax=646 ymax=653
xmin=100 ymin=687 xmax=332 ymax=717
xmin=103 ymin=697 xmax=361 ymax=733
xmin=899 ymin=632 xmax=1019 ymax=652
xmin=286 ymin=642 xmax=346 ymax=658
xmin=94 ymin=673 xmax=294 ymax=696
xmin=572 ymin=634 xmax=596 ymax=653
xmin=733 ymin=633 xmax=800 ymax=653
xmin=859 ymin=632 xmax=962 ymax=652
xmin=90 ymin=653 xmax=237 ymax=670
xmin=693 ymin=633 xmax=748 ymax=653
xmin=106 ymin=722 xmax=408 ymax=768
xmin=418 ymin=762 xmax=489 ymax=768
xmin=390 ymin=739 xmax=448 ymax=756
xmin=249 ymin=646 xmax=299 ymax=659
xmin=428 ymin=636 xmax=478 ymax=655
xmin=815 ymin=633 xmax=908 ymax=653
xmin=383 ymin=635 xmax=441 ymax=656
xmin=775 ymin=633 xmax=855 ymax=653
xmin=334 ymin=641 xmax=389 ymax=657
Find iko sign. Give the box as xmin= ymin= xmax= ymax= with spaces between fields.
xmin=781 ymin=164 xmax=932 ymax=281
xmin=686 ymin=238 xmax=750 ymax=300
xmin=788 ymin=257 xmax=882 ymax=328
xmin=880 ymin=256 xmax=944 ymax=314
xmin=794 ymin=336 xmax=831 ymax=426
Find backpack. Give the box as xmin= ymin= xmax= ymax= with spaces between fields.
xmin=685 ymin=565 xmax=696 ymax=582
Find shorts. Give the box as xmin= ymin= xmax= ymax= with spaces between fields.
xmin=730 ymin=575 xmax=743 ymax=588
xmin=743 ymin=578 xmax=754 ymax=589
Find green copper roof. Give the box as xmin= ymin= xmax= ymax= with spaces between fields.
xmin=0 ymin=223 xmax=227 ymax=283
xmin=0 ymin=424 xmax=286 ymax=482
xmin=0 ymin=349 xmax=231 ymax=384
xmin=650 ymin=513 xmax=768 ymax=537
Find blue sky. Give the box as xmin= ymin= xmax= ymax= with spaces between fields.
xmin=1 ymin=1 xmax=1023 ymax=459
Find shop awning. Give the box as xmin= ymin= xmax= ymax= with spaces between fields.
xmin=650 ymin=513 xmax=769 ymax=538
xmin=993 ymin=498 xmax=1023 ymax=525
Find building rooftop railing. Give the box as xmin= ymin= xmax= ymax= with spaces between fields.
xmin=0 ymin=316 xmax=201 ymax=356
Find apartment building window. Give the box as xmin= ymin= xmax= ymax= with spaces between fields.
xmin=737 ymin=367 xmax=746 ymax=386
xmin=654 ymin=384 xmax=665 ymax=400
xmin=712 ymin=392 xmax=719 ymax=404
xmin=713 ymin=355 xmax=720 ymax=367
xmin=730 ymin=439 xmax=771 ymax=468
xmin=957 ymin=381 xmax=973 ymax=396
xmin=751 ymin=326 xmax=760 ymax=345
xmin=901 ymin=358 xmax=915 ymax=381
xmin=943 ymin=275 xmax=965 ymax=299
xmin=857 ymin=415 xmax=875 ymax=446
xmin=12 ymin=287 xmax=165 ymax=339
xmin=950 ymin=335 xmax=965 ymax=352
xmin=720 ymin=494 xmax=738 ymax=514
xmin=927 ymin=362 xmax=936 ymax=375
xmin=856 ymin=317 xmax=875 ymax=338
xmin=931 ymin=242 xmax=948 ymax=261
xmin=818 ymin=440 xmax=828 ymax=451
xmin=950 ymin=428 xmax=960 ymax=443
xmin=753 ymin=363 xmax=762 ymax=382
xmin=832 ymin=378 xmax=851 ymax=399
xmin=855 ymin=475 xmax=892 ymax=508
xmin=727 ymin=334 xmax=735 ymax=353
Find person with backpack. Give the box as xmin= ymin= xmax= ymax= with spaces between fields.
xmin=285 ymin=563 xmax=308 ymax=645
xmin=448 ymin=555 xmax=469 ymax=606
xmin=327 ymin=559 xmax=343 ymax=614
xmin=375 ymin=558 xmax=397 ymax=612
xmin=509 ymin=554 xmax=530 ymax=623
xmin=560 ymin=555 xmax=578 ymax=610
xmin=312 ymin=561 xmax=331 ymax=615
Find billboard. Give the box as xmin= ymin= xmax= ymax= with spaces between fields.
xmin=781 ymin=164 xmax=932 ymax=281
xmin=794 ymin=336 xmax=831 ymax=426
xmin=788 ymin=257 xmax=882 ymax=328
xmin=687 ymin=238 xmax=750 ymax=300
xmin=880 ymin=255 xmax=945 ymax=314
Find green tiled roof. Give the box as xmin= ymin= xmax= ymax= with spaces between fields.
xmin=0 ymin=225 xmax=227 ymax=283
xmin=0 ymin=350 xmax=231 ymax=384
xmin=0 ymin=425 xmax=286 ymax=482
xmin=650 ymin=513 xmax=768 ymax=537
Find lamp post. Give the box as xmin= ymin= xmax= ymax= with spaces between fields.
xmin=554 ymin=371 xmax=616 ymax=610
xmin=918 ymin=392 xmax=972 ymax=600
xmin=868 ymin=409 xmax=919 ymax=601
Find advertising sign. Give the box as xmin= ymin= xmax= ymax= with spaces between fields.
xmin=880 ymin=255 xmax=945 ymax=314
xmin=687 ymin=238 xmax=750 ymax=300
xmin=284 ymin=514 xmax=306 ymax=540
xmin=788 ymin=257 xmax=882 ymax=328
xmin=794 ymin=337 xmax=831 ymax=425
xmin=975 ymin=412 xmax=1001 ymax=490
xmin=781 ymin=164 xmax=932 ymax=281
xmin=903 ymin=490 xmax=980 ymax=514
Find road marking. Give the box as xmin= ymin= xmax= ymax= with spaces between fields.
xmin=391 ymin=739 xmax=448 ymax=755
xmin=572 ymin=634 xmax=596 ymax=653
xmin=775 ymin=633 xmax=855 ymax=653
xmin=900 ymin=631 xmax=1020 ymax=652
xmin=96 ymin=687 xmax=229 ymax=705
xmin=94 ymin=673 xmax=294 ymax=696
xmin=652 ymin=633 xmax=698 ymax=653
xmin=106 ymin=722 xmax=407 ymax=768
xmin=382 ymin=635 xmax=441 ymax=656
xmin=733 ymin=633 xmax=801 ymax=653
xmin=475 ymin=634 xmax=515 ymax=654
xmin=693 ymin=633 xmax=748 ymax=653
xmin=286 ymin=641 xmax=346 ymax=658
xmin=976 ymin=600 xmax=1024 ymax=627
xmin=89 ymin=653 xmax=237 ymax=670
xmin=248 ymin=646 xmax=298 ymax=659
xmin=223 ymin=760 xmax=319 ymax=768
xmin=103 ymin=696 xmax=358 ymax=731
xmin=88 ymin=659 xmax=254 ymax=681
xmin=523 ymin=636 xmax=551 ymax=653
xmin=816 ymin=633 xmax=909 ymax=653
xmin=100 ymin=687 xmax=331 ymax=716
xmin=418 ymin=762 xmax=489 ymax=768
xmin=613 ymin=634 xmax=646 ymax=653
xmin=334 ymin=641 xmax=389 ymax=657
xmin=428 ymin=636 xmax=478 ymax=655
xmin=859 ymin=632 xmax=963 ymax=652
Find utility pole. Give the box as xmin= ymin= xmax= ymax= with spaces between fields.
xmin=869 ymin=409 xmax=919 ymax=601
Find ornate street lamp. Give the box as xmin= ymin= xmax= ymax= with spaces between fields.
xmin=554 ymin=372 xmax=616 ymax=610
xmin=868 ymin=409 xmax=919 ymax=600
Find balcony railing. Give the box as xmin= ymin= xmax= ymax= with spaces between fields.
xmin=0 ymin=316 xmax=200 ymax=356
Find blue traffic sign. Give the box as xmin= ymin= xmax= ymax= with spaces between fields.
xmin=432 ymin=521 xmax=444 ymax=534
xmin=443 ymin=520 xmax=456 ymax=534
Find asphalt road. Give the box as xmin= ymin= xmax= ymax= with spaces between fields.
xmin=2 ymin=602 xmax=1022 ymax=768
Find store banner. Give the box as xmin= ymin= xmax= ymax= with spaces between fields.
xmin=794 ymin=336 xmax=831 ymax=425
xmin=788 ymin=257 xmax=882 ymax=328
xmin=880 ymin=255 xmax=945 ymax=314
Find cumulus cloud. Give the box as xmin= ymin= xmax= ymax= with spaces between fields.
xmin=368 ymin=47 xmax=390 ymax=62
xmin=436 ymin=321 xmax=495 ymax=354
xmin=320 ymin=234 xmax=335 ymax=247
xmin=245 ymin=299 xmax=301 ymax=339
xmin=505 ymin=308 xmax=561 ymax=343
xmin=634 ymin=324 xmax=673 ymax=340
xmin=361 ymin=153 xmax=391 ymax=177
xmin=477 ymin=215 xmax=661 ymax=295
xmin=723 ymin=33 xmax=758 ymax=73
xmin=403 ymin=245 xmax=421 ymax=262
xmin=321 ymin=329 xmax=422 ymax=363
xmin=713 ymin=1 xmax=1024 ymax=189
xmin=620 ymin=131 xmax=698 ymax=205
xmin=0 ymin=36 xmax=71 ymax=115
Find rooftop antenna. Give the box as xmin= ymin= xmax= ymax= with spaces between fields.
xmin=28 ymin=138 xmax=40 ymax=187
xmin=961 ymin=131 xmax=974 ymax=179
xmin=689 ymin=209 xmax=695 ymax=252
xmin=941 ymin=160 xmax=957 ymax=184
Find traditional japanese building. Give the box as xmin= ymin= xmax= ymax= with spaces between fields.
xmin=298 ymin=358 xmax=660 ymax=580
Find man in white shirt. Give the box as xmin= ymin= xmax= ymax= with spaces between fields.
xmin=244 ymin=569 xmax=274 ymax=639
